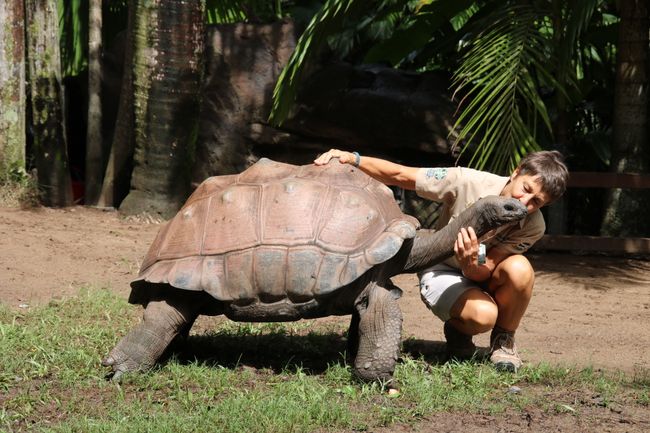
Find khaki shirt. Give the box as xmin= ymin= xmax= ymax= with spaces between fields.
xmin=415 ymin=167 xmax=545 ymax=268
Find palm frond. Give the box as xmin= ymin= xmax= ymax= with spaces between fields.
xmin=450 ymin=4 xmax=563 ymax=174
xmin=206 ymin=0 xmax=280 ymax=24
xmin=553 ymin=0 xmax=603 ymax=104
xmin=269 ymin=0 xmax=371 ymax=126
xmin=206 ymin=0 xmax=246 ymax=24
xmin=557 ymin=0 xmax=603 ymax=64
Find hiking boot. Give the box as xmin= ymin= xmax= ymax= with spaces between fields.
xmin=490 ymin=330 xmax=522 ymax=372
xmin=444 ymin=321 xmax=477 ymax=360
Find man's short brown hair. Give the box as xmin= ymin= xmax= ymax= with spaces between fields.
xmin=517 ymin=150 xmax=569 ymax=204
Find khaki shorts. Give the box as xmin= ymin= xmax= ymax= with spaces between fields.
xmin=418 ymin=264 xmax=481 ymax=322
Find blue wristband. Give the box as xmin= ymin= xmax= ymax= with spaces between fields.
xmin=352 ymin=151 xmax=361 ymax=167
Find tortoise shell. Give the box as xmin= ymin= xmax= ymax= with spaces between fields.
xmin=132 ymin=158 xmax=419 ymax=304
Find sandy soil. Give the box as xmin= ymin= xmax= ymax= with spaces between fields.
xmin=1 ymin=205 xmax=649 ymax=431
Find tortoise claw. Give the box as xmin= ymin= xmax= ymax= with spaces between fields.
xmin=101 ymin=344 xmax=148 ymax=378
xmin=110 ymin=368 xmax=125 ymax=382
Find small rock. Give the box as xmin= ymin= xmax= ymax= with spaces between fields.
xmin=387 ymin=387 xmax=400 ymax=397
xmin=507 ymin=386 xmax=522 ymax=394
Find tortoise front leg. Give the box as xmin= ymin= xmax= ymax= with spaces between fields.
xmin=352 ymin=284 xmax=402 ymax=383
xmin=346 ymin=311 xmax=360 ymax=363
xmin=102 ymin=297 xmax=198 ymax=380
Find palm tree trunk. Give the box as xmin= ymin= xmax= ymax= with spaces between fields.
xmin=97 ymin=0 xmax=135 ymax=208
xmin=25 ymin=0 xmax=73 ymax=207
xmin=85 ymin=0 xmax=104 ymax=204
xmin=0 ymin=0 xmax=26 ymax=179
xmin=119 ymin=0 xmax=205 ymax=218
xmin=601 ymin=0 xmax=649 ymax=236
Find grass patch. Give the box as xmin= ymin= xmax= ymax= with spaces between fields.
xmin=1 ymin=289 xmax=647 ymax=432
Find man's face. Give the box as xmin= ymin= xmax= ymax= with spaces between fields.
xmin=501 ymin=169 xmax=550 ymax=214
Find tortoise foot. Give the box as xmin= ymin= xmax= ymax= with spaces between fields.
xmin=102 ymin=325 xmax=170 ymax=381
xmin=353 ymin=285 xmax=402 ymax=383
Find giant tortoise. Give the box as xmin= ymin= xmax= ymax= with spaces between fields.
xmin=103 ymin=158 xmax=527 ymax=381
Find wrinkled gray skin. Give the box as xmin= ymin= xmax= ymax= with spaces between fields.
xmin=103 ymin=195 xmax=526 ymax=382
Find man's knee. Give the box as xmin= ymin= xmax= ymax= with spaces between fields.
xmin=491 ymin=254 xmax=535 ymax=293
xmin=454 ymin=296 xmax=498 ymax=334
xmin=471 ymin=301 xmax=498 ymax=332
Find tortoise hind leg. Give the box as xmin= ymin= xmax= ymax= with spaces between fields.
xmin=102 ymin=296 xmax=199 ymax=380
xmin=352 ymin=283 xmax=402 ymax=383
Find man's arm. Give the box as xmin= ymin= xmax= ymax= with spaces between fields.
xmin=314 ymin=149 xmax=419 ymax=190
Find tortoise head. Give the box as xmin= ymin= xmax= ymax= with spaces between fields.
xmin=470 ymin=195 xmax=528 ymax=237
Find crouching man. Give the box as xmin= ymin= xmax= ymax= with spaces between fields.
xmin=315 ymin=149 xmax=569 ymax=372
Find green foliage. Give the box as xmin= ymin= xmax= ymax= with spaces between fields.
xmin=1 ymin=289 xmax=647 ymax=432
xmin=206 ymin=0 xmax=248 ymax=23
xmin=58 ymin=0 xmax=88 ymax=77
xmin=450 ymin=4 xmax=560 ymax=173
xmin=269 ymin=0 xmax=373 ymax=126
xmin=362 ymin=0 xmax=476 ymax=67
xmin=411 ymin=0 xmax=611 ymax=174
xmin=569 ymin=4 xmax=618 ymax=166
xmin=327 ymin=0 xmax=408 ymax=62
xmin=271 ymin=0 xmax=623 ymax=175
xmin=206 ymin=0 xmax=289 ymax=24
xmin=57 ymin=0 xmax=291 ymax=78
xmin=58 ymin=0 xmax=129 ymax=77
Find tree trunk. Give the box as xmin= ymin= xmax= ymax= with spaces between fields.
xmin=97 ymin=1 xmax=135 ymax=208
xmin=547 ymin=111 xmax=569 ymax=235
xmin=25 ymin=0 xmax=73 ymax=207
xmin=119 ymin=0 xmax=205 ymax=218
xmin=85 ymin=0 xmax=104 ymax=204
xmin=0 ymin=0 xmax=26 ymax=180
xmin=601 ymin=0 xmax=649 ymax=236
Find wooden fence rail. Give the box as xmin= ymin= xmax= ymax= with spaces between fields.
xmin=532 ymin=172 xmax=650 ymax=256
xmin=567 ymin=172 xmax=650 ymax=189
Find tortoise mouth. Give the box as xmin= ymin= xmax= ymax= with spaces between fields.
xmin=502 ymin=199 xmax=528 ymax=220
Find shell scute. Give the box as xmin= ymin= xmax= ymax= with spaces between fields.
xmin=169 ymin=257 xmax=203 ymax=291
xmin=317 ymin=189 xmax=384 ymax=253
xmin=184 ymin=174 xmax=238 ymax=208
xmin=285 ymin=248 xmax=321 ymax=301
xmin=315 ymin=253 xmax=348 ymax=294
xmin=157 ymin=200 xmax=207 ymax=261
xmin=224 ymin=250 xmax=255 ymax=303
xmin=261 ymin=180 xmax=325 ymax=245
xmin=364 ymin=231 xmax=404 ymax=265
xmin=253 ymin=247 xmax=288 ymax=301
xmin=202 ymin=185 xmax=261 ymax=255
xmin=201 ymin=256 xmax=226 ymax=299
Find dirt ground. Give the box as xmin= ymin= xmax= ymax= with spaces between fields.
xmin=1 ymin=205 xmax=649 ymax=431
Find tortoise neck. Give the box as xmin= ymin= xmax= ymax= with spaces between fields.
xmin=399 ymin=209 xmax=480 ymax=274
